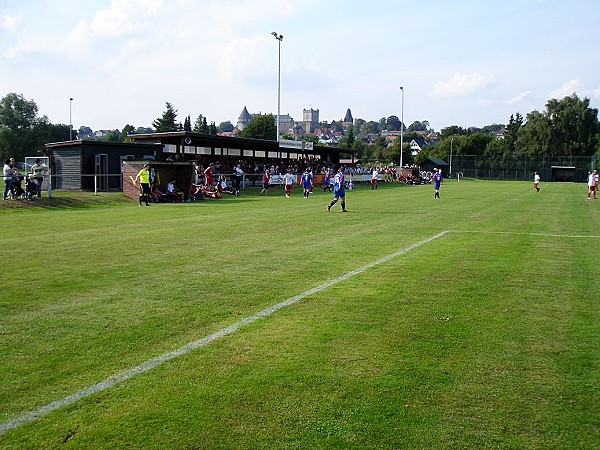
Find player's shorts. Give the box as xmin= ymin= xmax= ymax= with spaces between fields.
xmin=433 ymin=183 xmax=441 ymax=190
xmin=140 ymin=183 xmax=150 ymax=194
xmin=371 ymin=178 xmax=378 ymax=184
xmin=334 ymin=187 xmax=345 ymax=198
xmin=302 ymin=182 xmax=312 ymax=189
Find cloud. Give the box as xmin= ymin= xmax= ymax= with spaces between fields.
xmin=594 ymin=86 xmax=600 ymax=99
xmin=430 ymin=72 xmax=498 ymax=98
xmin=547 ymin=79 xmax=582 ymax=99
xmin=1 ymin=13 xmax=18 ymax=31
xmin=509 ymin=91 xmax=531 ymax=104
xmin=88 ymin=0 xmax=163 ymax=36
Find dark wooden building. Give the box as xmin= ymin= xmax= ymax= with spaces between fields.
xmin=46 ymin=140 xmax=160 ymax=191
xmin=45 ymin=132 xmax=349 ymax=193
xmin=419 ymin=158 xmax=449 ymax=176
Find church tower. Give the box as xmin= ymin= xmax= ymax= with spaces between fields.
xmin=237 ymin=106 xmax=253 ymax=131
xmin=303 ymin=108 xmax=319 ymax=134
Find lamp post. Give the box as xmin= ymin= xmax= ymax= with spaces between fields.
xmin=399 ymin=86 xmax=404 ymax=170
xmin=69 ymin=97 xmax=73 ymax=140
xmin=271 ymin=31 xmax=283 ymax=143
xmin=450 ymin=137 xmax=454 ymax=177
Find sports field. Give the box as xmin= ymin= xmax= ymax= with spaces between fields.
xmin=1 ymin=179 xmax=599 ymax=449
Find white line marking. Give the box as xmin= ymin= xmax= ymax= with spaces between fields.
xmin=451 ymin=230 xmax=600 ymax=239
xmin=0 ymin=230 xmax=449 ymax=436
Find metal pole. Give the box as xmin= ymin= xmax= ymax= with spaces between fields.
xmin=69 ymin=98 xmax=73 ymax=140
xmin=399 ymin=87 xmax=404 ymax=169
xmin=450 ymin=137 xmax=453 ymax=177
xmin=272 ymin=32 xmax=283 ymax=143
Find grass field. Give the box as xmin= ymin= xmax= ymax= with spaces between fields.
xmin=1 ymin=179 xmax=599 ymax=449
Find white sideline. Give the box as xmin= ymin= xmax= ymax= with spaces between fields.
xmin=451 ymin=229 xmax=600 ymax=239
xmin=0 ymin=230 xmax=450 ymax=436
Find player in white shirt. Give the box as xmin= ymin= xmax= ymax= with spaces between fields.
xmin=533 ymin=171 xmax=541 ymax=192
xmin=587 ymin=169 xmax=598 ymax=200
xmin=282 ymin=168 xmax=296 ymax=198
xmin=371 ymin=169 xmax=379 ymax=190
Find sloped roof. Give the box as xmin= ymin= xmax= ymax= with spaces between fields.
xmin=238 ymin=106 xmax=252 ymax=121
xmin=343 ymin=108 xmax=353 ymax=123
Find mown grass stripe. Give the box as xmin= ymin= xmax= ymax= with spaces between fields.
xmin=0 ymin=230 xmax=449 ymax=436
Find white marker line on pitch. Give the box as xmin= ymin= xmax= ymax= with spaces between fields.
xmin=451 ymin=230 xmax=600 ymax=239
xmin=0 ymin=230 xmax=449 ymax=436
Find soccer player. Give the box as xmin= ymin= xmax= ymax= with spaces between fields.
xmin=371 ymin=168 xmax=379 ymax=189
xmin=282 ymin=168 xmax=295 ymax=198
xmin=260 ymin=169 xmax=270 ymax=196
xmin=587 ymin=169 xmax=598 ymax=200
xmin=327 ymin=167 xmax=347 ymax=212
xmin=533 ymin=171 xmax=541 ymax=192
xmin=432 ymin=168 xmax=443 ymax=199
xmin=323 ymin=168 xmax=332 ymax=192
xmin=301 ymin=168 xmax=313 ymax=198
xmin=134 ymin=163 xmax=151 ymax=206
xmin=204 ymin=163 xmax=214 ymax=188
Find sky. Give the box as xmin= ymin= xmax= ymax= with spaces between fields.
xmin=2 ymin=0 xmax=600 ymax=133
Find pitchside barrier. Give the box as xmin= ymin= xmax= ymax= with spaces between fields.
xmin=19 ymin=172 xmax=391 ymax=197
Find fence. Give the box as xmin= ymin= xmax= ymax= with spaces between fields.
xmin=449 ymin=155 xmax=595 ymax=182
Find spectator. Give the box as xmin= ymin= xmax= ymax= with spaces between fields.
xmin=30 ymin=158 xmax=47 ymax=198
xmin=3 ymin=157 xmax=16 ymax=200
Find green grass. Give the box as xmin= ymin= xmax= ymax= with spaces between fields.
xmin=1 ymin=180 xmax=599 ymax=449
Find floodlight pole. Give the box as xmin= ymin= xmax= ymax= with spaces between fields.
xmin=399 ymin=86 xmax=404 ymax=170
xmin=272 ymin=32 xmax=283 ymax=143
xmin=450 ymin=137 xmax=454 ymax=177
xmin=69 ymin=97 xmax=73 ymax=140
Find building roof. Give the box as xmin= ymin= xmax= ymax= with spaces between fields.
xmin=238 ymin=106 xmax=252 ymax=121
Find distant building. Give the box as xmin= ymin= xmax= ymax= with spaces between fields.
xmin=236 ymin=106 xmax=254 ymax=131
xmin=303 ymin=108 xmax=319 ymax=134
xmin=410 ymin=138 xmax=431 ymax=156
xmin=278 ymin=113 xmax=294 ymax=136
xmin=236 ymin=105 xmax=294 ymax=138
xmin=342 ymin=108 xmax=353 ymax=129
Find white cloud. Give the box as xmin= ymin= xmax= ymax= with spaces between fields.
xmin=89 ymin=0 xmax=163 ymax=36
xmin=430 ymin=72 xmax=498 ymax=98
xmin=509 ymin=91 xmax=530 ymax=104
xmin=593 ymin=86 xmax=600 ymax=99
xmin=219 ymin=34 xmax=272 ymax=82
xmin=1 ymin=13 xmax=18 ymax=31
xmin=547 ymin=79 xmax=582 ymax=100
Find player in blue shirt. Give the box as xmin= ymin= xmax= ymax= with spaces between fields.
xmin=432 ymin=168 xmax=443 ymax=199
xmin=327 ymin=167 xmax=347 ymax=212
xmin=301 ymin=169 xmax=313 ymax=198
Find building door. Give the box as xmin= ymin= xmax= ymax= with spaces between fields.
xmin=95 ymin=154 xmax=108 ymax=191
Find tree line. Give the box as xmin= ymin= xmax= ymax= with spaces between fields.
xmin=1 ymin=92 xmax=598 ymax=167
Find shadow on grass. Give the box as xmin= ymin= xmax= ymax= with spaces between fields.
xmin=0 ymin=192 xmax=132 ymax=211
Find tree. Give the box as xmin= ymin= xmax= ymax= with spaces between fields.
xmin=440 ymin=125 xmax=468 ymax=139
xmin=546 ymin=94 xmax=599 ymax=156
xmin=152 ymin=102 xmax=178 ymax=132
xmin=218 ymin=121 xmax=234 ymax=133
xmin=386 ymin=115 xmax=401 ymax=131
xmin=78 ymin=126 xmax=93 ymax=138
xmin=341 ymin=124 xmax=355 ymax=149
xmin=193 ymin=115 xmax=209 ymax=134
xmin=239 ymin=114 xmax=276 ymax=140
xmin=516 ymin=94 xmax=599 ymax=158
xmin=505 ymin=113 xmax=523 ymax=157
xmin=32 ymin=118 xmax=70 ymax=152
xmin=0 ymin=93 xmax=40 ymax=161
xmin=515 ymin=110 xmax=550 ymax=158
xmin=183 ymin=115 xmax=192 ymax=132
xmin=408 ymin=121 xmax=430 ymax=132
